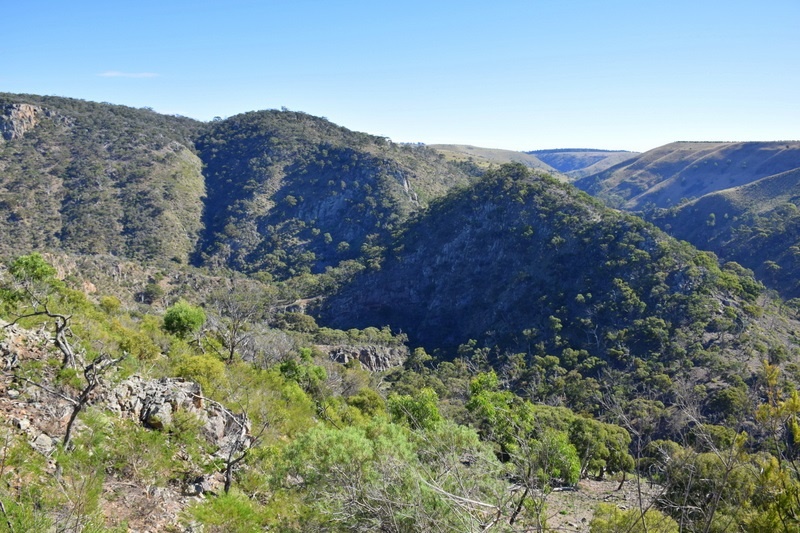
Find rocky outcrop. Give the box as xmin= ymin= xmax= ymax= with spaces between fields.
xmin=102 ymin=376 xmax=250 ymax=459
xmin=318 ymin=344 xmax=407 ymax=372
xmin=0 ymin=103 xmax=41 ymax=140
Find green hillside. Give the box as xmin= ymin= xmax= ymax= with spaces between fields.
xmin=323 ymin=164 xmax=789 ymax=410
xmin=196 ymin=111 xmax=473 ymax=277
xmin=648 ymin=167 xmax=800 ymax=298
xmin=3 ymin=94 xmax=800 ymax=531
xmin=0 ymin=93 xmax=205 ymax=264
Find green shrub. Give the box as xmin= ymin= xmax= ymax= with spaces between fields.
xmin=163 ymin=300 xmax=206 ymax=338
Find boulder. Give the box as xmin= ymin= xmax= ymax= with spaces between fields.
xmin=103 ymin=376 xmax=250 ymax=458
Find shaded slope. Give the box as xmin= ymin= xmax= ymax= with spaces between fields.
xmin=195 ymin=110 xmax=472 ymax=276
xmin=0 ymin=93 xmax=205 ymax=264
xmin=323 ymin=164 xmax=773 ymax=386
xmin=576 ymin=141 xmax=800 ymax=209
xmin=648 ymin=167 xmax=800 ymax=298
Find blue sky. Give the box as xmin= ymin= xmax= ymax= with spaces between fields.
xmin=3 ymin=1 xmax=798 ymax=152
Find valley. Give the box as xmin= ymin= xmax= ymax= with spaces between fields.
xmin=1 ymin=93 xmax=800 ymax=531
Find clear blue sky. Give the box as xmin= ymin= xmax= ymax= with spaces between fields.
xmin=3 ymin=0 xmax=798 ymax=152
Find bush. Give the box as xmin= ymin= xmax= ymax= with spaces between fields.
xmin=163 ymin=300 xmax=206 ymax=338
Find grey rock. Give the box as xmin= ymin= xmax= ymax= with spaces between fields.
xmin=319 ymin=344 xmax=407 ymax=372
xmin=102 ymin=376 xmax=250 ymax=458
xmin=30 ymin=433 xmax=54 ymax=454
xmin=0 ymin=103 xmax=40 ymax=140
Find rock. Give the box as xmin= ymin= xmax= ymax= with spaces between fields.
xmin=185 ymin=472 xmax=224 ymax=496
xmin=0 ymin=103 xmax=41 ymax=140
xmin=6 ymin=389 xmax=19 ymax=399
xmin=12 ymin=417 xmax=29 ymax=430
xmin=317 ymin=344 xmax=407 ymax=372
xmin=102 ymin=376 xmax=250 ymax=458
xmin=30 ymin=433 xmax=55 ymax=454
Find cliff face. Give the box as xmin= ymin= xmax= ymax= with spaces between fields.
xmin=317 ymin=344 xmax=407 ymax=372
xmin=0 ymin=103 xmax=42 ymax=140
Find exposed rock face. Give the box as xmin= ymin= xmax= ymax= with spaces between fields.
xmin=103 ymin=376 xmax=250 ymax=459
xmin=318 ymin=344 xmax=407 ymax=372
xmin=0 ymin=103 xmax=41 ymax=140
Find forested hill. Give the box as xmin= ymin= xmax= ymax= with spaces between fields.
xmin=647 ymin=167 xmax=800 ymax=299
xmin=0 ymin=93 xmax=205 ymax=263
xmin=5 ymin=94 xmax=800 ymax=530
xmin=323 ymin=164 xmax=791 ymax=408
xmin=195 ymin=110 xmax=471 ymax=276
xmin=0 ymin=93 xmax=473 ymax=276
xmin=572 ymin=140 xmax=800 ymax=299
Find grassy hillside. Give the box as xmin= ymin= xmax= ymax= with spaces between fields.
xmin=527 ymin=148 xmax=638 ymax=179
xmin=576 ymin=141 xmax=800 ymax=209
xmin=429 ymin=144 xmax=558 ymax=173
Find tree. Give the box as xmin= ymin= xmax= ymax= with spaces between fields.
xmin=206 ymin=280 xmax=274 ymax=362
xmin=3 ymin=254 xmax=78 ymax=368
xmin=163 ymin=300 xmax=206 ymax=339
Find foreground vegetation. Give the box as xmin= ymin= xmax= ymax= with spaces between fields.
xmin=1 ymin=251 xmax=800 ymax=532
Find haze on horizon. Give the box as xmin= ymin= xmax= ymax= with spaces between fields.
xmin=2 ymin=0 xmax=798 ymax=153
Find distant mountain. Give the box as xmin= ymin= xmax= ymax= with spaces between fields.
xmin=429 ymin=144 xmax=559 ymax=174
xmin=526 ymin=148 xmax=638 ymax=179
xmin=575 ymin=141 xmax=800 ymax=210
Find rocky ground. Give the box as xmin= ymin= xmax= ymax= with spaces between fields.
xmin=546 ymin=478 xmax=661 ymax=532
xmin=0 ymin=319 xmax=245 ymax=532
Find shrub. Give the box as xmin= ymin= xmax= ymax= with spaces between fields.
xmin=163 ymin=300 xmax=206 ymax=338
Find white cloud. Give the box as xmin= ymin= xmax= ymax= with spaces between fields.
xmin=98 ymin=71 xmax=159 ymax=79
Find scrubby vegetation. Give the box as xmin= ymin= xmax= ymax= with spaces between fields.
xmin=3 ymin=94 xmax=800 ymax=530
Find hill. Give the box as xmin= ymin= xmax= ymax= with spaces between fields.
xmin=648 ymin=167 xmax=800 ymax=298
xmin=323 ymin=164 xmax=791 ymax=409
xmin=429 ymin=144 xmax=559 ymax=174
xmin=575 ymin=141 xmax=800 ymax=209
xmin=196 ymin=112 xmax=473 ymax=277
xmin=3 ymin=94 xmax=800 ymax=531
xmin=526 ymin=148 xmax=638 ymax=179
xmin=0 ymin=94 xmax=473 ymax=278
xmin=0 ymin=93 xmax=205 ymax=264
